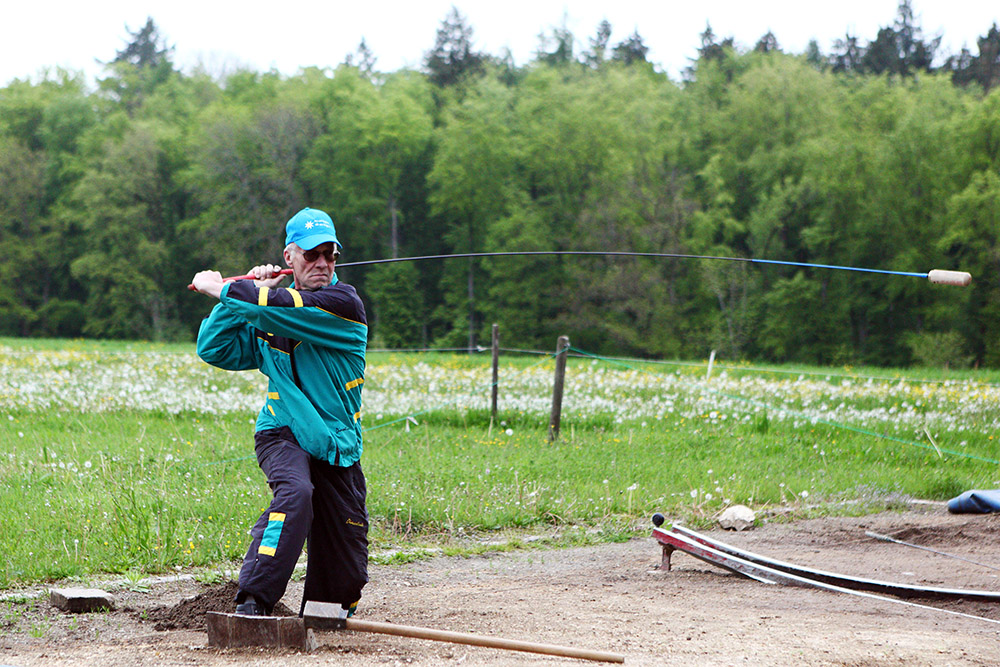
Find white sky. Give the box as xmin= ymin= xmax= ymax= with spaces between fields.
xmin=3 ymin=1 xmax=998 ymax=87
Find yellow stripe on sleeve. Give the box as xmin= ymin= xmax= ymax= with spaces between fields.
xmin=268 ymin=392 xmax=280 ymax=400
xmin=286 ymin=288 xmax=303 ymax=307
xmin=353 ymin=411 xmax=362 ymax=422
xmin=258 ymin=286 xmax=269 ymax=306
xmin=345 ymin=378 xmax=364 ymax=391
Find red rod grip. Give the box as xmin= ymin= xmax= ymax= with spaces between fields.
xmin=187 ymin=268 xmax=293 ymax=292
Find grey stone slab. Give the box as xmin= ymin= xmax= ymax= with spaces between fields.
xmin=49 ymin=588 xmax=115 ymax=613
xmin=206 ymin=612 xmax=315 ymax=651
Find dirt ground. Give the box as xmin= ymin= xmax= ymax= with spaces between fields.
xmin=4 ymin=503 xmax=1000 ymax=666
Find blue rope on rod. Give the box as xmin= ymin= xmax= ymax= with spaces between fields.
xmin=339 ymin=251 xmax=938 ymax=280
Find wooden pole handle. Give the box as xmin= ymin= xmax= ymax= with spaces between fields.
xmin=344 ymin=618 xmax=625 ymax=663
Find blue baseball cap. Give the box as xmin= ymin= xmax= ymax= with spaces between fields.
xmin=284 ymin=207 xmax=341 ymax=251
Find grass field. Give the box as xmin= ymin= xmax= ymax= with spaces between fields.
xmin=1 ymin=337 xmax=998 ymax=587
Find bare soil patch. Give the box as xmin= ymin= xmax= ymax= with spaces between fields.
xmin=3 ymin=505 xmax=1000 ymax=666
xmin=144 ymin=580 xmax=295 ymax=631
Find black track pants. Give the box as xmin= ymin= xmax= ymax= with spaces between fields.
xmin=237 ymin=427 xmax=369 ymax=613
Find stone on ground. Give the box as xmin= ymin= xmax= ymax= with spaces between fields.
xmin=206 ymin=611 xmax=316 ymax=651
xmin=718 ymin=505 xmax=756 ymax=531
xmin=49 ymin=588 xmax=115 ymax=613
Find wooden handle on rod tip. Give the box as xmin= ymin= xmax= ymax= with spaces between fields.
xmin=927 ymin=270 xmax=972 ymax=286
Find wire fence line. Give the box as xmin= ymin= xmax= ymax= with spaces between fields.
xmin=360 ymin=342 xmax=1000 ymax=466
xmin=4 ymin=340 xmax=992 ymax=466
xmin=366 ymin=344 xmax=1000 ymax=388
xmin=362 ymin=350 xmax=558 ymax=434
xmin=566 ymin=346 xmax=1000 ymax=466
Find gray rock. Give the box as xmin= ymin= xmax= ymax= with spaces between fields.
xmin=718 ymin=505 xmax=756 ymax=531
xmin=49 ymin=587 xmax=115 ymax=613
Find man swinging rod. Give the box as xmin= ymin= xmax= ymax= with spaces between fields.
xmin=189 ymin=251 xmax=973 ymax=290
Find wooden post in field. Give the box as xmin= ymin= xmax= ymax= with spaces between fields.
xmin=490 ymin=323 xmax=499 ymax=419
xmin=549 ymin=336 xmax=570 ymax=442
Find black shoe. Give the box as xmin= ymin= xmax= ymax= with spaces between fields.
xmin=235 ymin=596 xmax=267 ymax=616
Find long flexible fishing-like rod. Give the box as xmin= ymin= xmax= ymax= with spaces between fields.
xmin=866 ymin=531 xmax=1000 ymax=572
xmin=188 ymin=251 xmax=972 ymax=290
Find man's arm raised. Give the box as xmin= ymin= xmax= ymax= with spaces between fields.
xmin=191 ymin=264 xmax=287 ymax=300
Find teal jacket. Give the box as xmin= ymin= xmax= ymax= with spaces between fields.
xmin=196 ymin=274 xmax=368 ymax=467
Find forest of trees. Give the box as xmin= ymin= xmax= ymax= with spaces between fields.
xmin=3 ymin=2 xmax=1000 ymax=368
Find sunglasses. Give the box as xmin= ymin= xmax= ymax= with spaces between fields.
xmin=300 ymin=245 xmax=341 ymax=263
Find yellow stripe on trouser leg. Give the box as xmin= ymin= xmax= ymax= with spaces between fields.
xmin=258 ymin=512 xmax=286 ymax=557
